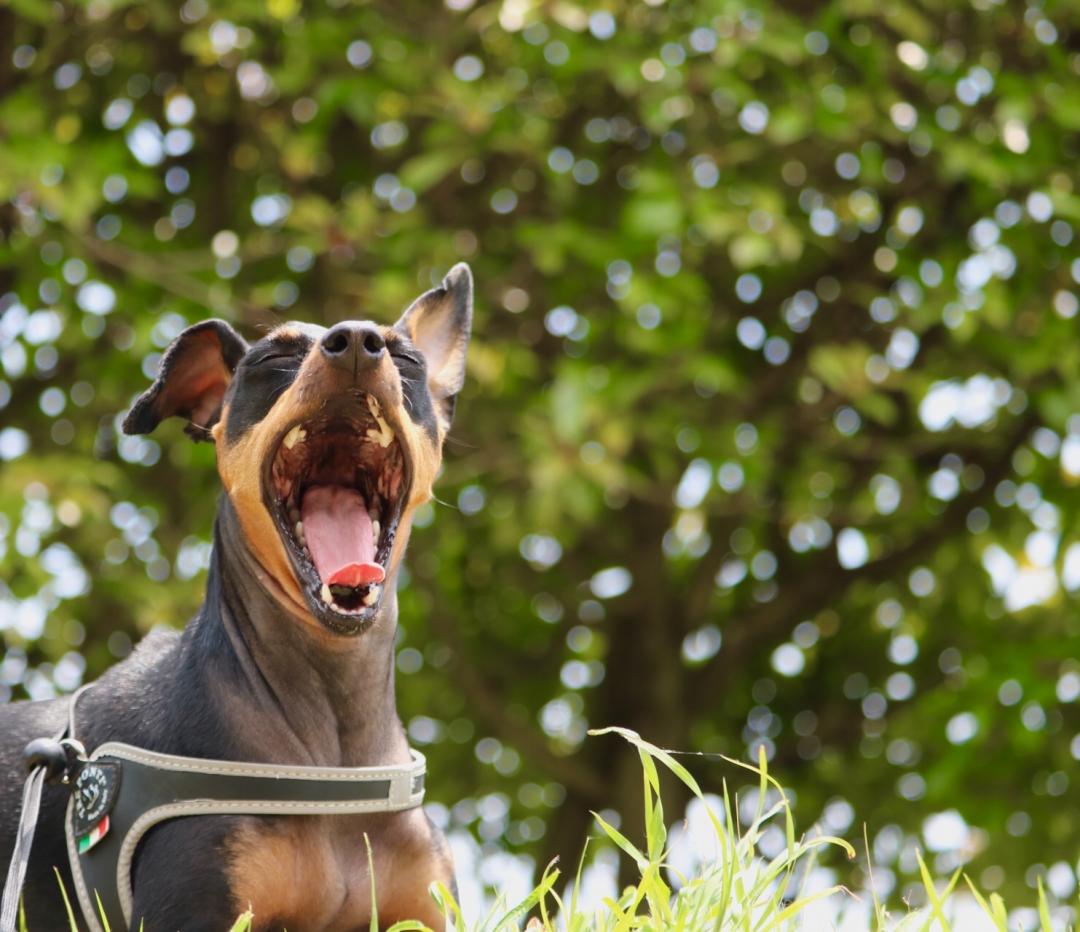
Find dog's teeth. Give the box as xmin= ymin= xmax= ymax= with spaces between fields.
xmin=366 ymin=419 xmax=394 ymax=447
xmin=294 ymin=521 xmax=305 ymax=542
xmin=283 ymin=425 xmax=306 ymax=449
xmin=363 ymin=398 xmax=394 ymax=447
xmin=363 ymin=585 xmax=380 ymax=606
xmin=371 ymin=519 xmax=380 ymax=540
xmin=321 ymin=583 xmax=333 ymax=605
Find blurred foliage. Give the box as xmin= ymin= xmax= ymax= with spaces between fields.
xmin=3 ymin=0 xmax=1080 ymax=911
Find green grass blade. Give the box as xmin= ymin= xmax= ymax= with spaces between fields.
xmin=915 ymin=848 xmax=961 ymax=930
xmin=637 ymin=747 xmax=667 ymax=863
xmin=490 ymin=864 xmax=560 ymax=928
xmin=227 ymin=910 xmax=254 ymax=932
xmin=52 ymin=867 xmax=78 ymax=932
xmin=1037 ymin=877 xmax=1052 ymax=932
xmin=759 ymin=885 xmax=850 ymax=931
xmin=94 ymin=891 xmax=111 ymax=932
xmin=569 ymin=836 xmax=590 ymax=924
xmin=863 ymin=823 xmax=889 ymax=930
xmin=590 ymin=810 xmax=647 ymax=871
xmin=588 ymin=728 xmax=705 ymax=798
xmin=963 ymin=875 xmax=1006 ymax=932
xmin=364 ymin=833 xmax=379 ymax=932
xmin=537 ymin=860 xmax=563 ymax=931
xmin=429 ymin=881 xmax=464 ymax=932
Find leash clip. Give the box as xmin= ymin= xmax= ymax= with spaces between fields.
xmin=22 ymin=737 xmax=87 ymax=785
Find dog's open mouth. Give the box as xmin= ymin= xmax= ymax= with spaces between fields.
xmin=266 ymin=396 xmax=408 ymax=629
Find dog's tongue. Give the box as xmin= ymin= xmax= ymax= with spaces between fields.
xmin=300 ymin=485 xmax=385 ymax=588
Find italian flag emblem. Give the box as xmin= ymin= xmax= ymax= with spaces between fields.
xmin=77 ymin=816 xmax=110 ymax=854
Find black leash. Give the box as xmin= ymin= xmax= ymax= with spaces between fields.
xmin=0 ymin=686 xmax=90 ymax=932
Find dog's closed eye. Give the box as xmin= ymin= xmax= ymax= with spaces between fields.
xmin=389 ymin=348 xmax=424 ymax=367
xmin=247 ymin=350 xmax=300 ymax=367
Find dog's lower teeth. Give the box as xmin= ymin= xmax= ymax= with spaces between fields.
xmin=294 ymin=521 xmax=305 ymax=542
xmin=321 ymin=583 xmax=333 ymax=605
xmin=371 ymin=519 xmax=380 ymax=540
xmin=363 ymin=586 xmax=380 ymax=606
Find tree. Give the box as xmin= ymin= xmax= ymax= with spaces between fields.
xmin=3 ymin=0 xmax=1080 ymax=906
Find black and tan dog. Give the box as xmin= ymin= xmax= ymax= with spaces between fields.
xmin=0 ymin=264 xmax=473 ymax=930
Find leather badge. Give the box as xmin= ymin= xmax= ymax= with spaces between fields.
xmin=72 ymin=761 xmax=122 ymax=841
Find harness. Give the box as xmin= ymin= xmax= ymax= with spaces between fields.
xmin=0 ymin=688 xmax=426 ymax=932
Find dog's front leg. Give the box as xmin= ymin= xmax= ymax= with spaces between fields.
xmin=127 ymin=815 xmax=242 ymax=932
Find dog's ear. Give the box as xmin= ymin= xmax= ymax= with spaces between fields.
xmin=394 ymin=263 xmax=473 ymax=427
xmin=123 ymin=319 xmax=248 ymax=441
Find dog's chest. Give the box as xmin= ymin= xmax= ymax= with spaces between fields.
xmin=226 ymin=808 xmax=447 ymax=931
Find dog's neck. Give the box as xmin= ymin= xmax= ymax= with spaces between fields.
xmin=190 ymin=495 xmax=410 ymax=769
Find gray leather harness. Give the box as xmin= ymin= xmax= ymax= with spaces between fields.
xmin=1 ymin=688 xmax=426 ymax=932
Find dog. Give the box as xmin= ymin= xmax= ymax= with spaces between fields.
xmin=0 ymin=264 xmax=472 ymax=931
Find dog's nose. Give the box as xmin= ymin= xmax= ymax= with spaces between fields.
xmin=320 ymin=323 xmax=386 ymax=372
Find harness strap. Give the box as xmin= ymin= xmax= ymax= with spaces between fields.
xmin=67 ymin=743 xmax=426 ymax=932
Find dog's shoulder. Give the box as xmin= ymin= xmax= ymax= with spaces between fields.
xmin=0 ymin=627 xmax=181 ymax=766
xmin=0 ymin=695 xmax=69 ymax=759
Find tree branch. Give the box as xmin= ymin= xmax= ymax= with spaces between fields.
xmin=692 ymin=405 xmax=1041 ymax=703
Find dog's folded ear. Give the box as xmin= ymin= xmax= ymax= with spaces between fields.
xmin=123 ymin=319 xmax=249 ymax=441
xmin=394 ymin=263 xmax=473 ymax=428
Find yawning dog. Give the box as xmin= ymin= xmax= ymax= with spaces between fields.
xmin=0 ymin=264 xmax=472 ymax=931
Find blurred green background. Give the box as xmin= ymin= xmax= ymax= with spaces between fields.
xmin=3 ymin=0 xmax=1080 ymax=913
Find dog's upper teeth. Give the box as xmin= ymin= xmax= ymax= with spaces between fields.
xmin=363 ymin=585 xmax=380 ymax=606
xmin=295 ymin=521 xmax=305 ymax=542
xmin=362 ymin=397 xmax=394 ymax=447
xmin=371 ymin=519 xmax=380 ymax=540
xmin=366 ymin=418 xmax=393 ymax=448
xmin=283 ymin=425 xmax=306 ymax=449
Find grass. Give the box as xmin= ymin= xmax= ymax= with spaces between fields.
xmin=23 ymin=728 xmax=1066 ymax=930
xmin=419 ymin=727 xmax=1065 ymax=932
